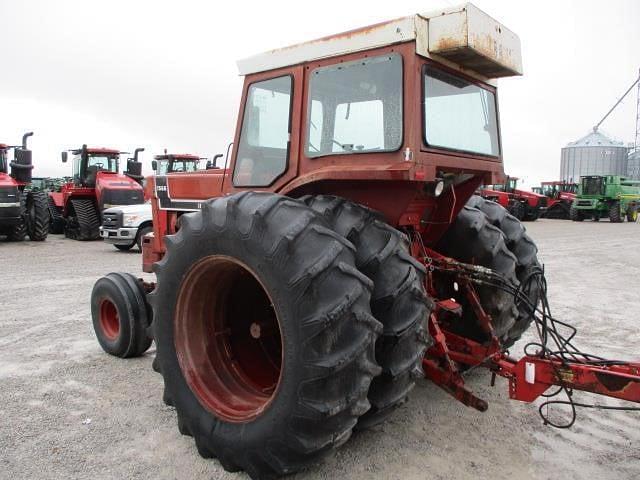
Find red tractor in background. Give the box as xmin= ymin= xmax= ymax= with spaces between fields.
xmin=532 ymin=181 xmax=577 ymax=219
xmin=151 ymin=152 xmax=203 ymax=175
xmin=0 ymin=132 xmax=49 ymax=241
xmin=479 ymin=175 xmax=547 ymax=221
xmin=58 ymin=145 xmax=145 ymax=240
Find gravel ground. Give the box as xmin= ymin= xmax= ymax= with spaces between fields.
xmin=1 ymin=219 xmax=638 ymax=480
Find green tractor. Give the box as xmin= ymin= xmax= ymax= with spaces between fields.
xmin=570 ymin=175 xmax=640 ymax=222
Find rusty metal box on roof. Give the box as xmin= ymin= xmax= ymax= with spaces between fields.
xmin=422 ymin=3 xmax=522 ymax=78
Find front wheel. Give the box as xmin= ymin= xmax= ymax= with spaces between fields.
xmin=150 ymin=192 xmax=381 ymax=479
xmin=627 ymin=205 xmax=638 ymax=222
xmin=90 ymin=272 xmax=152 ymax=358
xmin=570 ymin=206 xmax=584 ymax=222
xmin=609 ymin=201 xmax=622 ymax=223
xmin=26 ymin=191 xmax=50 ymax=241
xmin=114 ymin=243 xmax=135 ymax=251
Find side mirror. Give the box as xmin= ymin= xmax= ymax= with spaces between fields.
xmin=151 ymin=160 xmax=157 ymax=171
xmin=61 ymin=151 xmax=68 ymax=163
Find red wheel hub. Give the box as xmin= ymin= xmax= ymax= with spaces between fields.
xmin=99 ymin=299 xmax=120 ymax=341
xmin=174 ymin=256 xmax=283 ymax=423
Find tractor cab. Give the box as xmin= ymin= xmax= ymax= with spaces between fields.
xmin=0 ymin=144 xmax=8 ymax=174
xmin=63 ymin=146 xmax=120 ymax=188
xmin=579 ymin=175 xmax=605 ymax=196
xmin=488 ymin=176 xmax=518 ymax=193
xmin=152 ymin=154 xmax=201 ymax=175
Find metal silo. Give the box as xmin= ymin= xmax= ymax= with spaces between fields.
xmin=560 ymin=130 xmax=629 ymax=183
xmin=628 ymin=150 xmax=640 ymax=180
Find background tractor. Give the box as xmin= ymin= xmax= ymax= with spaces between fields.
xmin=532 ymin=180 xmax=577 ymax=219
xmin=89 ymin=5 xmax=640 ymax=479
xmin=570 ymin=175 xmax=640 ymax=222
xmin=479 ymin=175 xmax=547 ymax=221
xmin=60 ymin=145 xmax=145 ymax=240
xmin=0 ymin=132 xmax=49 ymax=241
xmin=151 ymin=152 xmax=204 ymax=175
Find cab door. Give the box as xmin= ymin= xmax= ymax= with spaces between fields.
xmin=227 ymin=65 xmax=303 ymax=194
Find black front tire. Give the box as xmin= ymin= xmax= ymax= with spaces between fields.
xmin=609 ymin=201 xmax=622 ymax=223
xmin=570 ymin=206 xmax=584 ymax=222
xmin=150 ymin=192 xmax=381 ymax=479
xmin=114 ymin=243 xmax=135 ymax=251
xmin=26 ymin=191 xmax=50 ymax=241
xmin=91 ymin=272 xmax=152 ymax=358
xmin=303 ymin=195 xmax=432 ymax=429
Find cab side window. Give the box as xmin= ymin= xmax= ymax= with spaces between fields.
xmin=234 ymin=76 xmax=293 ymax=187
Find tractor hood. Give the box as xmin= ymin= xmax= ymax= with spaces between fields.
xmin=0 ymin=172 xmax=19 ymax=188
xmin=95 ymin=171 xmax=145 ymax=210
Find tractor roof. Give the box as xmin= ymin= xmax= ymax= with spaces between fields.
xmin=0 ymin=144 xmax=8 ymax=150
xmin=237 ymin=2 xmax=522 ymax=80
xmin=154 ymin=154 xmax=201 ymax=161
xmin=71 ymin=147 xmax=121 ymax=155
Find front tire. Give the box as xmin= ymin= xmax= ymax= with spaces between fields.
xmin=91 ymin=272 xmax=152 ymax=358
xmin=150 ymin=192 xmax=381 ymax=479
xmin=26 ymin=191 xmax=50 ymax=241
xmin=570 ymin=206 xmax=584 ymax=222
xmin=115 ymin=243 xmax=135 ymax=251
xmin=609 ymin=201 xmax=622 ymax=223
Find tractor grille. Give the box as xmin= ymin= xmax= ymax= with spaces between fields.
xmin=0 ymin=186 xmax=19 ymax=203
xmin=102 ymin=211 xmax=122 ymax=229
xmin=101 ymin=188 xmax=144 ymax=207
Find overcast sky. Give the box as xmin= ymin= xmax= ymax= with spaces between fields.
xmin=1 ymin=0 xmax=638 ymax=187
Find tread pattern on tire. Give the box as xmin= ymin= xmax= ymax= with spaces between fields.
xmin=47 ymin=195 xmax=65 ymax=234
xmin=91 ymin=272 xmax=152 ymax=358
xmin=436 ymin=203 xmax=520 ymax=344
xmin=67 ymin=198 xmax=100 ymax=240
xmin=466 ymin=196 xmax=540 ymax=347
xmin=609 ymin=201 xmax=622 ymax=223
xmin=26 ymin=191 xmax=50 ymax=241
xmin=149 ymin=192 xmax=382 ymax=479
xmin=302 ymin=195 xmax=432 ymax=428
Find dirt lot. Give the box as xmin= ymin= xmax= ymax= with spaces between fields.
xmin=1 ymin=219 xmax=638 ymax=480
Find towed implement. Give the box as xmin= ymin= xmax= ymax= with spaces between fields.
xmin=89 ymin=5 xmax=639 ymax=479
xmin=0 ymin=132 xmax=49 ymax=241
xmin=60 ymin=145 xmax=145 ymax=240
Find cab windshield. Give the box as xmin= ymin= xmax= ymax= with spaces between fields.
xmin=423 ymin=65 xmax=499 ymax=157
xmin=306 ymin=53 xmax=403 ymax=157
xmin=88 ymin=154 xmax=119 ymax=173
xmin=170 ymin=160 xmax=199 ymax=173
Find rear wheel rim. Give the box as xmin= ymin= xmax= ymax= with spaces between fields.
xmin=174 ymin=255 xmax=283 ymax=423
xmin=99 ymin=299 xmax=120 ymax=340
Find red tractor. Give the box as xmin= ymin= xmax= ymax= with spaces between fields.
xmin=58 ymin=145 xmax=145 ymax=240
xmin=479 ymin=175 xmax=547 ymax=221
xmin=0 ymin=132 xmax=50 ymax=241
xmin=532 ymin=181 xmax=577 ymax=219
xmin=89 ymin=5 xmax=640 ymax=479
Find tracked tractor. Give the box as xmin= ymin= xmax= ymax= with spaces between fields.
xmin=60 ymin=145 xmax=145 ymax=240
xmin=90 ymin=5 xmax=640 ymax=479
xmin=533 ymin=181 xmax=577 ymax=219
xmin=0 ymin=132 xmax=49 ymax=241
xmin=480 ymin=175 xmax=547 ymax=221
xmin=571 ymin=175 xmax=640 ymax=222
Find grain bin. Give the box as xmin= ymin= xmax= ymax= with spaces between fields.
xmin=560 ymin=130 xmax=629 ymax=182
